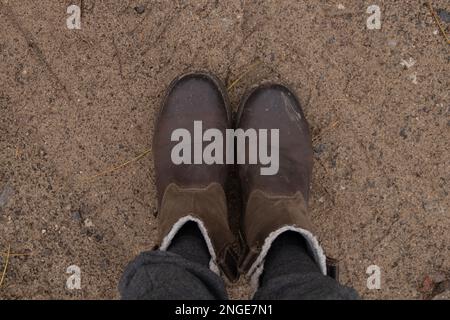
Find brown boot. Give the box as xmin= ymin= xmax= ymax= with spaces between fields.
xmin=236 ymin=83 xmax=330 ymax=287
xmin=153 ymin=72 xmax=238 ymax=281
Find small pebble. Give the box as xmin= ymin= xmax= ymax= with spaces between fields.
xmin=399 ymin=128 xmax=408 ymax=139
xmin=408 ymin=73 xmax=418 ymax=85
xmin=387 ymin=39 xmax=397 ymax=47
xmin=400 ymin=57 xmax=415 ymax=69
xmin=429 ymin=272 xmax=446 ymax=284
xmin=84 ymin=218 xmax=94 ymax=228
xmin=313 ymin=144 xmax=326 ymax=158
xmin=437 ymin=9 xmax=450 ymax=23
xmin=327 ymin=36 xmax=336 ymax=44
xmin=134 ymin=5 xmax=145 ymax=14
xmin=0 ymin=184 xmax=14 ymax=208
xmin=72 ymin=211 xmax=82 ymax=221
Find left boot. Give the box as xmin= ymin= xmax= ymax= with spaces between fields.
xmin=152 ymin=72 xmax=238 ymax=281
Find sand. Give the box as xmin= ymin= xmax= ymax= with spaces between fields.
xmin=0 ymin=0 xmax=449 ymax=299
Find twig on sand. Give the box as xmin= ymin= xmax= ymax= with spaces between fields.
xmin=85 ymin=149 xmax=151 ymax=181
xmin=427 ymin=0 xmax=450 ymax=45
xmin=0 ymin=245 xmax=11 ymax=289
xmin=0 ymin=252 xmax=31 ymax=257
xmin=227 ymin=59 xmax=262 ymax=91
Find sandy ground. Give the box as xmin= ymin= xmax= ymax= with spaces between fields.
xmin=0 ymin=0 xmax=449 ymax=299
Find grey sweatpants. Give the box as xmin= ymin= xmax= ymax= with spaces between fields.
xmin=119 ymin=250 xmax=359 ymax=300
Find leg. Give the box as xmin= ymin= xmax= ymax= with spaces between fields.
xmin=119 ymin=222 xmax=228 ymax=300
xmin=253 ymin=231 xmax=359 ymax=300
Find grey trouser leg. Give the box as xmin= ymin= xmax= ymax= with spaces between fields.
xmin=119 ymin=229 xmax=359 ymax=300
xmin=119 ymin=250 xmax=228 ymax=300
xmin=253 ymin=231 xmax=359 ymax=300
xmin=119 ymin=249 xmax=358 ymax=300
xmin=253 ymin=272 xmax=360 ymax=300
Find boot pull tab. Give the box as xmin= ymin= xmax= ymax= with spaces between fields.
xmin=219 ymin=244 xmax=240 ymax=282
xmin=326 ymin=256 xmax=339 ymax=281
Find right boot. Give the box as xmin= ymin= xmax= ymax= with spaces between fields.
xmin=152 ymin=72 xmax=238 ymax=281
xmin=236 ymin=83 xmax=335 ymax=288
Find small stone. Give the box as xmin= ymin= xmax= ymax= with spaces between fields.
xmin=84 ymin=218 xmax=94 ymax=228
xmin=71 ymin=211 xmax=82 ymax=221
xmin=134 ymin=5 xmax=145 ymax=14
xmin=94 ymin=233 xmax=103 ymax=242
xmin=0 ymin=184 xmax=14 ymax=208
xmin=327 ymin=36 xmax=336 ymax=44
xmin=337 ymin=4 xmax=345 ymax=10
xmin=387 ymin=39 xmax=397 ymax=47
xmin=330 ymin=158 xmax=337 ymax=168
xmin=437 ymin=9 xmax=450 ymax=23
xmin=313 ymin=144 xmax=326 ymax=157
xmin=429 ymin=272 xmax=446 ymax=284
xmin=408 ymin=73 xmax=418 ymax=85
xmin=400 ymin=57 xmax=416 ymax=69
xmin=269 ymin=52 xmax=275 ymax=62
xmin=41 ymin=229 xmax=47 ymax=234
xmin=366 ymin=180 xmax=376 ymax=188
xmin=399 ymin=128 xmax=408 ymax=139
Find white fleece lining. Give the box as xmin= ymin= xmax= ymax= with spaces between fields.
xmin=248 ymin=226 xmax=327 ymax=290
xmin=159 ymin=215 xmax=220 ymax=275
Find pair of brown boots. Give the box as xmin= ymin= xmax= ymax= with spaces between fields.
xmin=153 ymin=72 xmax=330 ymax=286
